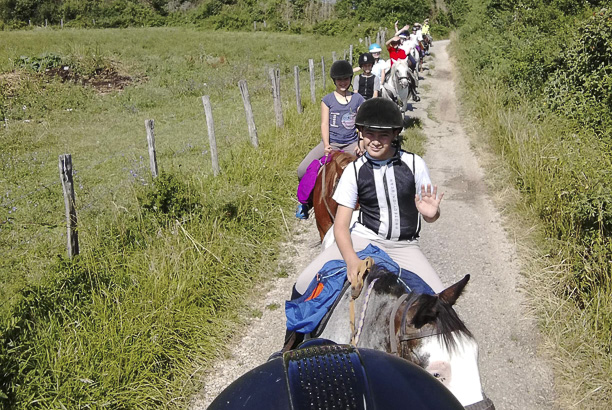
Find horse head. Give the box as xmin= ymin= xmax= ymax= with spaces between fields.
xmin=320 ymin=266 xmax=493 ymax=408
xmin=392 ymin=59 xmax=411 ymax=89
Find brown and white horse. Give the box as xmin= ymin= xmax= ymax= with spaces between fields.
xmin=317 ymin=266 xmax=495 ymax=409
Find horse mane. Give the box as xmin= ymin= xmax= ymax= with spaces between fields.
xmin=367 ymin=265 xmax=406 ymax=298
xmin=365 ymin=264 xmax=473 ymax=351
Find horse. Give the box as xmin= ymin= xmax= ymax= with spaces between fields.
xmin=312 ymin=151 xmax=356 ymax=241
xmin=315 ymin=265 xmax=495 ymax=409
xmin=380 ymin=59 xmax=418 ymax=112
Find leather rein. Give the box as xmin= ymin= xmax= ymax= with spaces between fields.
xmin=388 ymin=291 xmax=442 ymax=356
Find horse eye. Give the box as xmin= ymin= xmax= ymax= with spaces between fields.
xmin=433 ymin=372 xmax=441 ymax=378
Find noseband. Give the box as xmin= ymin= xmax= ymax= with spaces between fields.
xmin=388 ymin=292 xmax=442 ymax=356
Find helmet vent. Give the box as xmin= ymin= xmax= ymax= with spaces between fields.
xmin=286 ymin=344 xmax=370 ymax=409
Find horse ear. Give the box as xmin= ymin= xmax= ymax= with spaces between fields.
xmin=437 ymin=274 xmax=470 ymax=306
xmin=411 ymin=294 xmax=440 ymax=328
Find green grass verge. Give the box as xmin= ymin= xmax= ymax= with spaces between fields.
xmin=0 ymin=27 xmax=427 ymax=407
xmin=451 ymin=28 xmax=612 ymax=408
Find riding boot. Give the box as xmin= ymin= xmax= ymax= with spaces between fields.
xmin=269 ymin=285 xmax=305 ymax=361
xmin=283 ymin=285 xmax=305 ymax=349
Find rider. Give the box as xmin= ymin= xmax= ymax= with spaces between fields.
xmin=352 ymin=52 xmax=380 ymax=100
xmin=291 ymin=97 xmax=445 ymax=307
xmin=295 ymin=60 xmax=365 ymax=219
xmin=369 ymin=43 xmax=388 ymax=85
xmin=413 ymin=23 xmax=425 ymax=69
xmin=385 ymin=36 xmax=407 ymax=67
xmin=422 ymin=18 xmax=433 ymax=51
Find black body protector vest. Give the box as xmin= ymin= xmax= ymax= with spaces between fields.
xmin=355 ymin=150 xmax=421 ymax=241
xmin=358 ymin=74 xmax=376 ymax=100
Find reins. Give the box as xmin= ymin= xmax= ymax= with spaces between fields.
xmin=349 ymin=257 xmax=374 ymax=346
xmin=320 ymin=154 xmax=335 ymax=223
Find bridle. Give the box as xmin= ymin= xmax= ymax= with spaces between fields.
xmin=388 ymin=292 xmax=443 ymax=356
xmin=392 ymin=62 xmax=411 ymax=89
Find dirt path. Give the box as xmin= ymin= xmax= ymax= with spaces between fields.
xmin=190 ymin=40 xmax=557 ymax=409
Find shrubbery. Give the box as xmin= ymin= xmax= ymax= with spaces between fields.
xmin=0 ymin=0 xmax=454 ymax=34
xmin=545 ymin=8 xmax=612 ymax=140
xmin=454 ymin=0 xmax=611 ymax=405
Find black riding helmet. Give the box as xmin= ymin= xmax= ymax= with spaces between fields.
xmin=355 ymin=97 xmax=404 ymax=130
xmin=330 ymin=59 xmax=353 ymax=79
xmin=208 ymin=339 xmax=464 ymax=410
xmin=358 ymin=52 xmax=374 ymax=67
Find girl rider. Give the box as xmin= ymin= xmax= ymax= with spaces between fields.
xmin=352 ymin=52 xmax=380 ymax=100
xmin=295 ymin=60 xmax=365 ymax=218
xmin=368 ymin=43 xmax=388 ymax=85
xmin=385 ymin=36 xmax=407 ymax=67
xmin=294 ymin=97 xmax=445 ymax=299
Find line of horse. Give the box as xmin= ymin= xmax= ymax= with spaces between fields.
xmin=298 ymin=45 xmax=495 ymax=408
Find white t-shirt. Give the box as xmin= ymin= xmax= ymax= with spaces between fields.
xmin=372 ymin=59 xmax=388 ymax=81
xmin=401 ymin=37 xmax=418 ymax=54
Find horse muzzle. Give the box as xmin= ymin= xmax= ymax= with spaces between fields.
xmin=398 ymin=77 xmax=409 ymax=88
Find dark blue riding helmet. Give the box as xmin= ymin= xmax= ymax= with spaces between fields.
xmin=207 ymin=339 xmax=463 ymax=410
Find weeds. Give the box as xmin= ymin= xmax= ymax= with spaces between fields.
xmin=453 ymin=2 xmax=612 ymax=403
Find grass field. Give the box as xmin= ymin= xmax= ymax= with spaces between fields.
xmin=0 ymin=27 xmax=426 ymax=407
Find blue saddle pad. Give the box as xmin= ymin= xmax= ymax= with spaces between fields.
xmin=286 ymin=244 xmax=434 ymax=333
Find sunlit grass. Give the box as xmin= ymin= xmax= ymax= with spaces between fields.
xmin=452 ymin=33 xmax=612 ymax=408
xmin=0 ymin=26 xmax=374 ymax=408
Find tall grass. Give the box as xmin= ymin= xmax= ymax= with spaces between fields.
xmin=0 ymin=27 xmax=346 ymax=407
xmin=452 ymin=28 xmax=612 ymax=408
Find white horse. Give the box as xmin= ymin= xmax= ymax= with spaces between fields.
xmin=380 ymin=59 xmax=418 ymax=112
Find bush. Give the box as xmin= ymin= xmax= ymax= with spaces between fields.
xmin=545 ymin=8 xmax=612 ymax=140
xmin=138 ymin=172 xmax=200 ymax=220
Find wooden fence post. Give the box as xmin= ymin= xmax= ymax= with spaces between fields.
xmin=321 ymin=56 xmax=326 ymax=90
xmin=61 ymin=19 xmax=63 ymax=28
xmin=144 ymin=119 xmax=158 ymax=178
xmin=343 ymin=50 xmax=347 ymax=60
xmin=201 ymin=96 xmax=220 ymax=176
xmin=294 ymin=66 xmax=303 ymax=114
xmin=45 ymin=19 xmax=48 ymax=28
xmin=349 ymin=45 xmax=353 ymax=65
xmin=332 ymin=51 xmax=337 ymax=62
xmin=92 ymin=19 xmax=95 ymax=26
xmin=238 ymin=80 xmax=259 ymax=147
xmin=254 ymin=21 xmax=256 ymax=31
xmin=269 ymin=68 xmax=284 ymax=128
xmin=308 ymin=59 xmax=316 ymax=103
xmin=59 ymin=154 xmax=79 ymax=258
